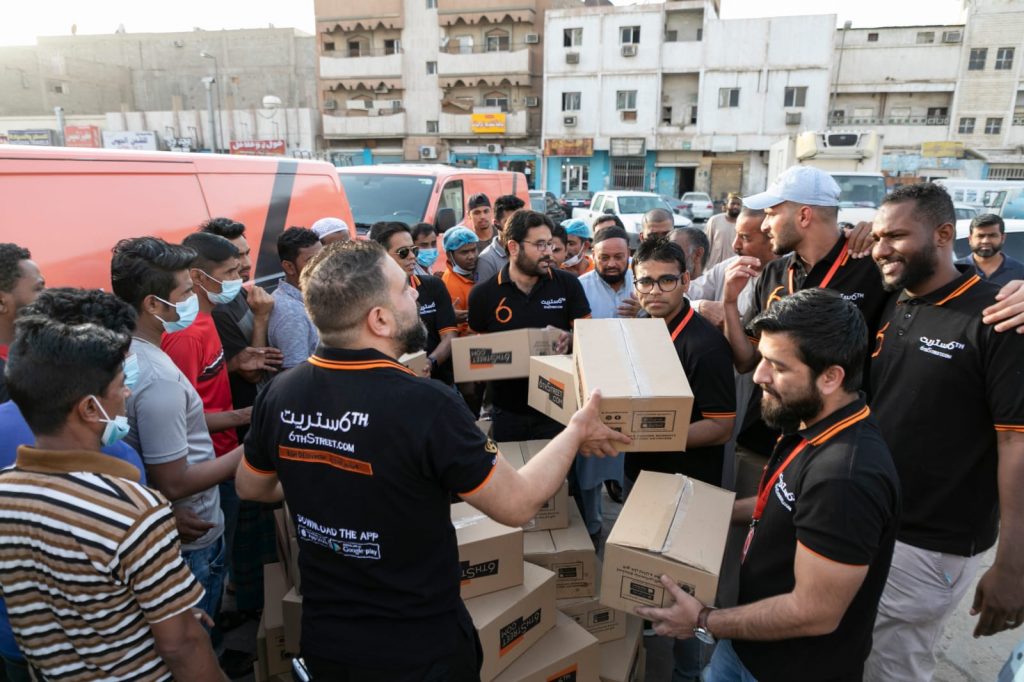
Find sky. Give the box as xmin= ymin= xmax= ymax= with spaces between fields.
xmin=0 ymin=0 xmax=966 ymax=46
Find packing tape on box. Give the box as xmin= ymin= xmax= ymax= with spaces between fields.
xmin=660 ymin=478 xmax=693 ymax=556
xmin=453 ymin=513 xmax=490 ymax=530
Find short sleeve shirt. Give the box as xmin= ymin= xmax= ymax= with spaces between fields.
xmin=468 ymin=265 xmax=591 ymax=413
xmin=870 ymin=271 xmax=1024 ymax=556
xmin=735 ymin=399 xmax=900 ymax=682
xmin=211 ymin=291 xmax=258 ymax=439
xmin=268 ymin=281 xmax=320 ymax=369
xmin=412 ymin=275 xmax=459 ymax=384
xmin=441 ymin=267 xmax=476 ymax=336
xmin=243 ymin=347 xmax=496 ymax=667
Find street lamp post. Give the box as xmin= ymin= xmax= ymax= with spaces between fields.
xmin=200 ymin=51 xmax=225 ymax=152
xmin=829 ymin=20 xmax=853 ymax=127
xmin=200 ymin=77 xmax=217 ymax=152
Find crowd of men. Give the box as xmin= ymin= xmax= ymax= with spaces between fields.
xmin=0 ymin=166 xmax=1022 ymax=682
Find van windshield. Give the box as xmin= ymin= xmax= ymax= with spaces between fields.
xmin=832 ymin=174 xmax=887 ymax=209
xmin=338 ymin=174 xmax=436 ymax=234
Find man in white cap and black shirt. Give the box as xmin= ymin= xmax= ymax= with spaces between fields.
xmin=311 ymin=217 xmax=350 ymax=246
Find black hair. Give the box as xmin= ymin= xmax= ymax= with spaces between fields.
xmin=20 ymin=288 xmax=136 ymax=335
xmin=971 ymin=213 xmax=1005 ymax=235
xmin=6 ymin=316 xmax=130 ymax=435
xmin=0 ymin=243 xmax=31 ymax=293
xmin=632 ymin=236 xmax=687 ymax=275
xmin=881 ymin=182 xmax=955 ymax=228
xmin=751 ymin=288 xmax=866 ymax=391
xmin=181 ymin=232 xmax=240 ymax=273
xmin=111 ymin=237 xmax=197 ymax=310
xmin=593 ymin=226 xmax=630 ymax=246
xmin=592 ymin=214 xmax=625 ymax=230
xmin=550 ymin=223 xmax=567 ymax=245
xmin=199 ymin=217 xmax=246 ymax=240
xmin=671 ymin=227 xmax=711 ymax=270
xmin=277 ymin=227 xmax=320 ymax=264
xmin=410 ymin=222 xmax=437 ymax=242
xmin=494 ymin=195 xmax=526 ymax=223
xmin=368 ymin=221 xmax=411 ymax=249
xmin=505 ymin=209 xmax=554 ymax=244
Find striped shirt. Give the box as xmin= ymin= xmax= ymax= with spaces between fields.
xmin=0 ymin=446 xmax=204 ymax=681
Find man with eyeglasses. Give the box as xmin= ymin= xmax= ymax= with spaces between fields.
xmin=468 ymin=209 xmax=591 ymax=441
xmin=370 ymin=221 xmax=458 ymax=384
xmin=626 ymin=236 xmax=737 ymax=679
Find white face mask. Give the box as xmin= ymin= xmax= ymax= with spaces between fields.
xmin=563 ymin=252 xmax=584 ymax=268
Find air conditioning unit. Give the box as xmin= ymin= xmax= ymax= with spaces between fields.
xmin=525 ymin=96 xmax=539 ymax=107
xmin=323 ymin=99 xmax=337 ymax=110
xmin=563 ymin=115 xmax=577 ymax=127
xmin=621 ymin=44 xmax=638 ymax=57
xmin=419 ymin=145 xmax=438 ymax=159
xmin=363 ymin=99 xmax=374 ymax=109
xmin=566 ymin=52 xmax=580 ymax=64
xmin=525 ymin=33 xmax=540 ymax=44
xmin=942 ymin=30 xmax=962 ymax=43
xmin=785 ymin=112 xmax=802 ymax=125
xmin=485 ymin=143 xmax=503 ymax=154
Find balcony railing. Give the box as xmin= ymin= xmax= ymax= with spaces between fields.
xmin=440 ymin=42 xmax=534 ymax=54
xmin=1014 ymin=115 xmax=1024 ymax=126
xmin=323 ymin=47 xmax=403 ymax=58
xmin=830 ymin=116 xmax=950 ymax=126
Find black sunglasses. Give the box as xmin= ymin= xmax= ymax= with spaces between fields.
xmin=394 ymin=246 xmax=420 ymax=259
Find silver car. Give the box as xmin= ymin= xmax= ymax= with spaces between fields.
xmin=681 ymin=192 xmax=715 ymax=222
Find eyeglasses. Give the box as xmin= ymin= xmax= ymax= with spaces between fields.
xmin=634 ymin=275 xmax=682 ymax=293
xmin=520 ymin=240 xmax=554 ymax=252
xmin=394 ymin=246 xmax=420 ymax=259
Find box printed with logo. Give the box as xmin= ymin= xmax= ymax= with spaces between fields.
xmin=491 ymin=612 xmax=600 ymax=682
xmin=452 ymin=328 xmax=563 ymax=382
xmin=453 ymin=501 xmax=525 ymax=599
xmin=599 ymin=616 xmax=645 ymax=682
xmin=573 ymin=318 xmax=694 ymax=452
xmin=557 ymin=559 xmax=627 ymax=644
xmin=398 ymin=350 xmax=429 ymax=376
xmin=465 ymin=562 xmax=558 ymax=681
xmin=499 ymin=439 xmax=569 ymax=531
xmin=524 ymin=504 xmax=597 ymax=599
xmin=527 ymin=354 xmax=579 ymax=426
xmin=601 ymin=471 xmax=734 ymax=613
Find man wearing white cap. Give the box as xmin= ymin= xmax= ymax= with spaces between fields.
xmin=311 ymin=217 xmax=350 ymax=246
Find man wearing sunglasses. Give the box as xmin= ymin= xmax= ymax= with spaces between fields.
xmin=370 ymin=222 xmax=458 ymax=384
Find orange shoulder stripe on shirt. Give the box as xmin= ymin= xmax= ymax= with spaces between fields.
xmin=459 ymin=457 xmax=499 ymax=497
xmin=808 ymin=406 xmax=871 ymax=446
xmin=995 ymin=424 xmax=1024 ymax=432
xmin=243 ymin=458 xmax=276 ymax=476
xmin=934 ymin=275 xmax=981 ymax=307
xmin=438 ymin=326 xmax=459 ymax=336
xmin=797 ymin=540 xmax=868 ymax=567
xmin=703 ymin=411 xmax=737 ymax=419
xmin=308 ymin=356 xmax=416 ymax=376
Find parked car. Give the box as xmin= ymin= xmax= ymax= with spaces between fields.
xmin=573 ymin=191 xmax=692 ymax=248
xmin=681 ymin=191 xmax=715 ymax=221
xmin=559 ymin=190 xmax=593 ymax=216
xmin=954 ymin=203 xmax=980 ymax=221
xmin=530 ymin=190 xmax=567 ymax=223
xmin=660 ymin=194 xmax=693 ymax=219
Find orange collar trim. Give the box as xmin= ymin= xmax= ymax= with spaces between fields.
xmin=308 ymin=356 xmax=415 ymax=376
xmin=807 ymin=405 xmax=871 ymax=446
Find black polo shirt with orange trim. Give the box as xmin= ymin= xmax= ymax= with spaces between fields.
xmin=734 ymin=398 xmax=900 ymax=682
xmin=870 ymin=270 xmax=1024 ymax=556
xmin=412 ymin=274 xmax=459 ymax=384
xmin=738 ymin=234 xmax=889 ymax=456
xmin=468 ymin=264 xmax=591 ymax=413
xmin=243 ymin=346 xmax=497 ymax=667
xmin=624 ymin=302 xmax=736 ymax=485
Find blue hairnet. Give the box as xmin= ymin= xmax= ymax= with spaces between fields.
xmin=443 ymin=226 xmax=480 ymax=252
xmin=561 ymin=218 xmax=592 ymax=240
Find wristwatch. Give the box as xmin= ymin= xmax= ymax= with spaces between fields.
xmin=693 ymin=606 xmax=716 ymax=645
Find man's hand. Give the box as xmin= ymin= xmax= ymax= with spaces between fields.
xmin=617 ymin=294 xmax=642 ymax=318
xmin=843 ymin=222 xmax=874 ymax=259
xmin=697 ymin=300 xmax=725 ymax=329
xmin=635 ymin=575 xmax=705 ymax=639
xmin=569 ymin=390 xmax=632 ymax=456
xmin=724 ymin=257 xmax=761 ymax=305
xmin=983 ymin=280 xmax=1024 ymax=334
xmin=192 ymin=608 xmax=215 ymax=629
xmin=546 ymin=326 xmax=572 ymax=355
xmin=232 ymin=346 xmax=284 ymax=374
xmin=970 ymin=564 xmax=1024 ymax=637
xmin=453 ymin=297 xmax=469 ymax=324
xmin=420 ymin=358 xmax=433 ymax=378
xmin=247 ymin=285 xmax=274 ymax=317
xmin=171 ymin=506 xmax=215 ymax=544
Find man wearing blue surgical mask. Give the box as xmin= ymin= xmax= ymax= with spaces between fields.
xmin=411 ymin=223 xmax=440 ymax=277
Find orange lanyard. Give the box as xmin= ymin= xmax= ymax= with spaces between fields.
xmin=741 ymin=439 xmax=811 ymax=563
xmin=787 ymin=241 xmax=849 ymax=294
xmin=670 ymin=307 xmax=695 ymax=341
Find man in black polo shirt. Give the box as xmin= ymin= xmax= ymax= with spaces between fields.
xmin=864 ymin=183 xmax=1024 ymax=681
xmin=370 ymin=221 xmax=458 ymax=384
xmin=468 ymin=209 xmax=591 ymax=441
xmin=637 ymin=288 xmax=900 ymax=682
xmin=235 ymin=241 xmax=628 ymax=681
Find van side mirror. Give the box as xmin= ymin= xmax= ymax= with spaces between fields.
xmin=435 ymin=207 xmax=457 ymax=233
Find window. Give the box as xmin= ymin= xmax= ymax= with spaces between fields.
xmin=438 ymin=180 xmax=464 ymax=223
xmin=926 ymin=107 xmax=948 ymax=123
xmin=783 ymin=86 xmax=807 ymax=107
xmin=384 ymin=39 xmax=401 ymax=55
xmin=853 ymin=107 xmax=875 ymax=119
xmin=718 ymin=87 xmax=740 ymax=108
xmin=426 ymin=120 xmax=439 ymax=133
xmin=562 ymin=92 xmax=581 ymax=111
xmin=620 ymin=26 xmax=640 ymax=44
xmin=867 ymin=32 xmax=879 ymax=42
xmin=348 ymin=41 xmax=361 ymax=57
xmin=485 ymin=30 xmax=510 ymax=52
xmin=563 ymin=28 xmax=582 ymax=47
xmin=985 ymin=117 xmax=1002 ymax=135
xmin=51 ymin=82 xmax=67 ymax=94
xmin=696 ymin=28 xmax=703 ymax=41
xmin=662 ymin=106 xmax=672 ymax=124
xmin=426 ymin=0 xmax=437 ymax=7
xmin=969 ymin=48 xmax=987 ymax=70
xmin=484 ymin=94 xmax=509 ymax=112
xmin=916 ymin=31 xmax=935 ymax=44
xmin=324 ymin=41 xmax=335 ymax=52
xmin=996 ymin=47 xmax=1015 ymax=70
xmin=610 ymin=158 xmax=645 ymax=190
xmin=689 ymin=105 xmax=698 ymax=125
xmin=889 ymin=107 xmax=911 ymax=121
xmin=830 ymin=109 xmax=845 ymax=122
xmin=426 ymin=61 xmax=437 ymax=74
xmin=616 ymin=90 xmax=637 ymax=110
xmin=959 ymin=117 xmax=975 ymax=134
xmin=665 ymin=30 xmax=678 ymax=42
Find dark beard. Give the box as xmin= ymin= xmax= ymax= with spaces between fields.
xmin=971 ymin=243 xmax=1001 ymax=258
xmin=515 ymin=249 xmax=550 ymax=277
xmin=760 ymin=384 xmax=823 ymax=433
xmin=727 ymin=209 xmax=740 ymax=219
xmin=879 ymin=242 xmax=938 ymax=293
xmin=598 ymin=269 xmax=625 ymax=285
xmin=397 ymin=318 xmax=428 ymax=355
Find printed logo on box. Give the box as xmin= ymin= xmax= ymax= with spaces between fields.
xmin=460 ymin=559 xmax=500 ymax=582
xmin=538 ymin=375 xmax=565 ymax=409
xmin=499 ymin=608 xmax=543 ymax=655
xmin=590 ymin=609 xmax=611 ymax=625
xmin=470 ymin=348 xmax=513 ymax=368
xmin=632 ymin=411 xmax=676 ymax=432
xmin=547 ymin=665 xmax=578 ymax=682
xmin=555 ymin=562 xmax=583 ymax=580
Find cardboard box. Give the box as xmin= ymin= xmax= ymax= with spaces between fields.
xmin=573 ymin=318 xmax=694 ymax=452
xmin=600 ymin=616 xmax=644 ymax=682
xmin=260 ymin=563 xmax=292 ymax=676
xmin=527 ymin=355 xmax=579 ymax=426
xmin=452 ymin=328 xmax=562 ymax=383
xmin=453 ymin=501 xmax=524 ymax=599
xmin=465 ymin=562 xmax=558 ymax=681
xmin=557 ymin=560 xmax=627 ymax=644
xmin=601 ymin=471 xmax=734 ymax=613
xmin=491 ymin=612 xmax=600 ymax=682
xmin=499 ymin=440 xmax=569 ymax=531
xmin=282 ymin=586 xmax=302 ymax=654
xmin=399 ymin=350 xmax=429 ymax=376
xmin=287 ymin=537 xmax=301 ymax=594
xmin=524 ymin=504 xmax=596 ymax=599
xmin=476 ymin=418 xmax=493 ymax=437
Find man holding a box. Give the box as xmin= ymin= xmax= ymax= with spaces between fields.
xmin=635 ymin=289 xmax=900 ymax=682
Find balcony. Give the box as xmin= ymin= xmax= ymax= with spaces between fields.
xmin=440 ymin=110 xmax=529 ymax=137
xmin=831 ymin=116 xmax=950 ymax=126
xmin=661 ymin=42 xmax=703 ymax=72
xmin=437 ymin=46 xmax=532 ymax=85
xmin=323 ymin=112 xmax=406 ymax=138
xmin=830 ymin=116 xmax=950 ymax=148
xmin=320 ymin=52 xmax=402 ymax=80
xmin=316 ymin=0 xmax=403 ymax=31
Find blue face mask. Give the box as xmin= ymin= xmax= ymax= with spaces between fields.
xmin=154 ymin=294 xmax=199 ymax=333
xmin=123 ymin=354 xmax=140 ymax=390
xmin=416 ymin=248 xmax=439 ymax=270
xmin=198 ymin=271 xmax=243 ymax=305
xmin=452 ymin=263 xmax=475 ymax=278
xmin=90 ymin=395 xmax=131 ymax=447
